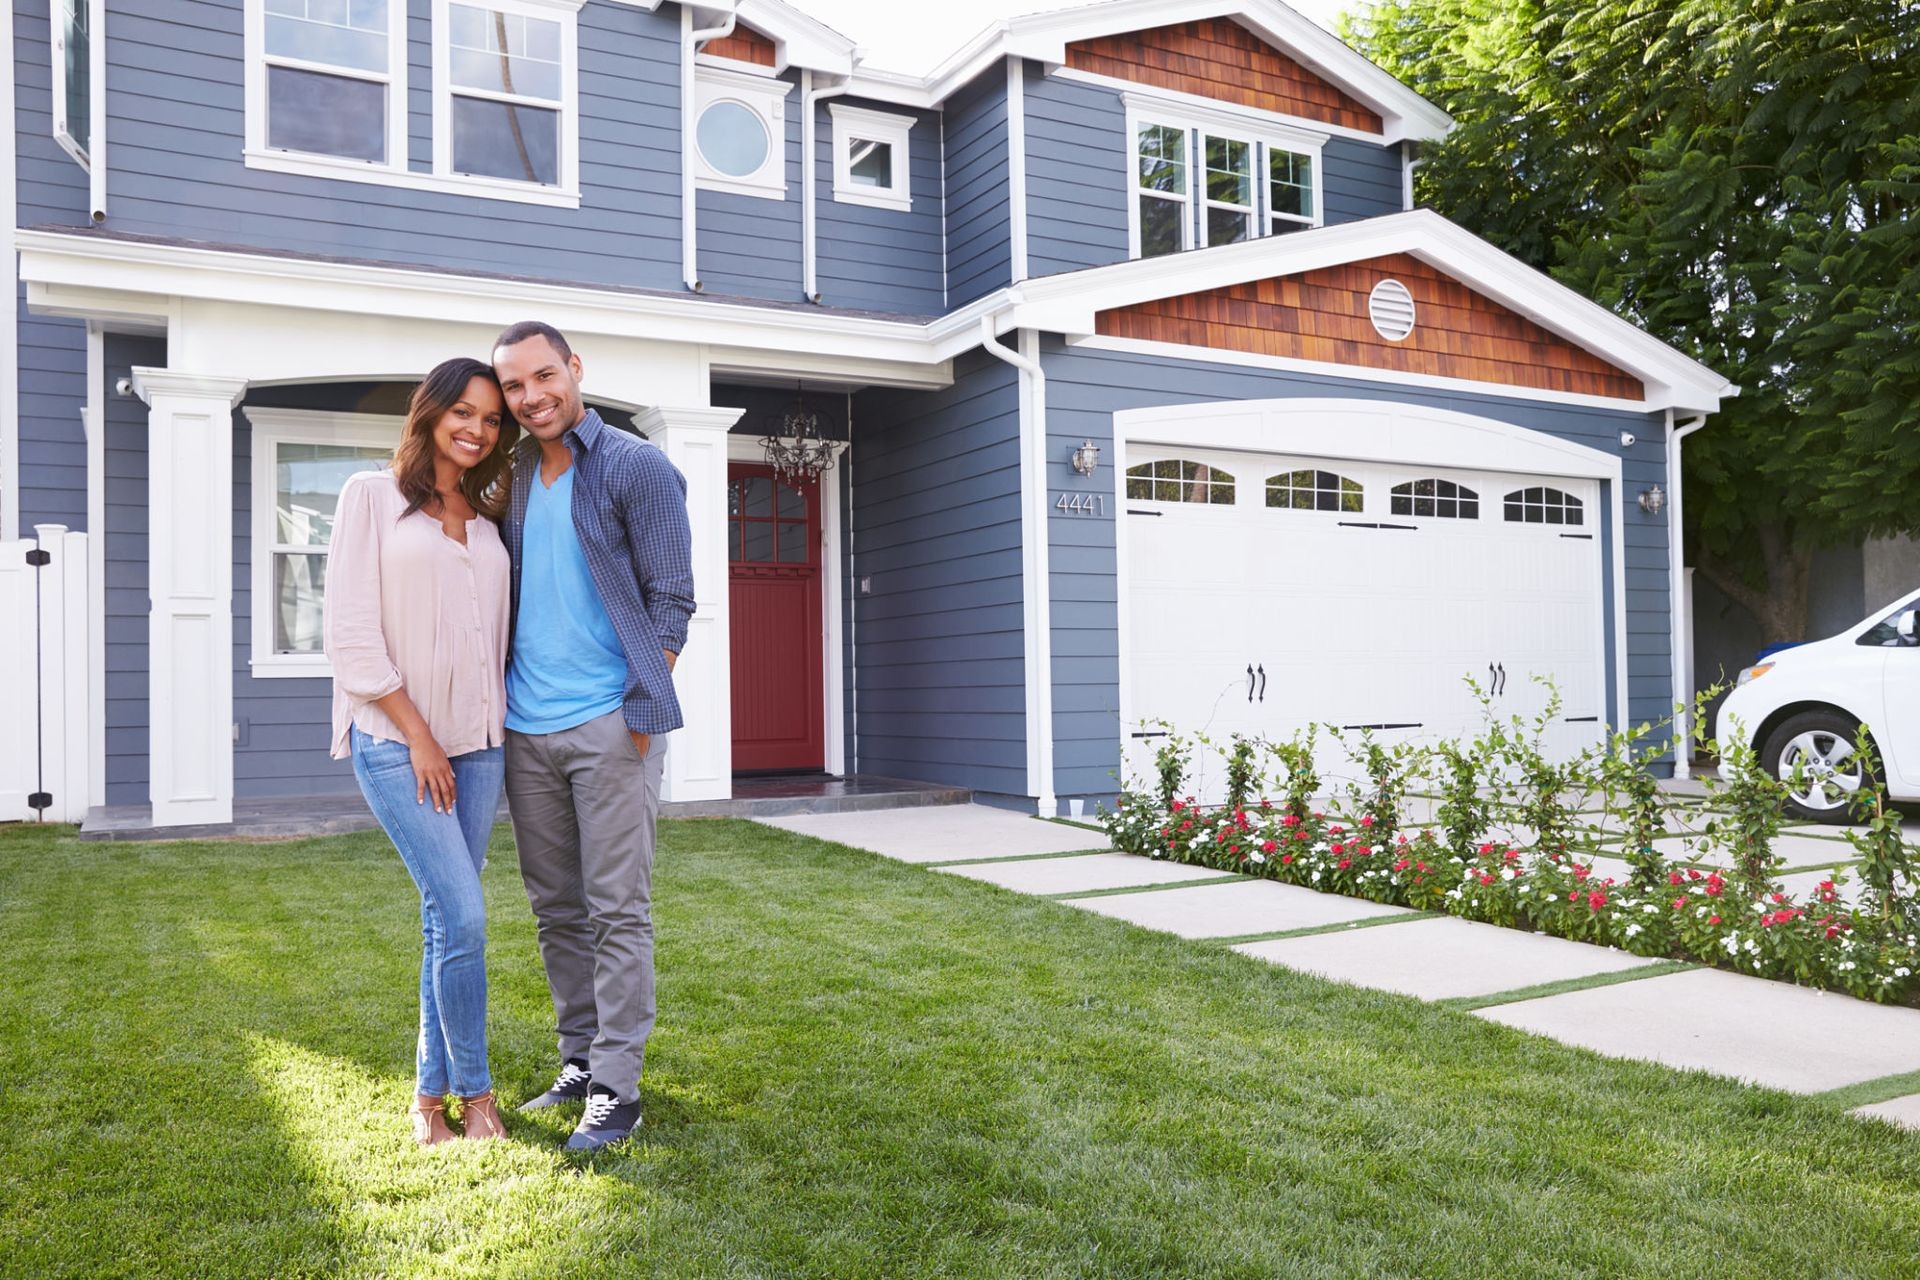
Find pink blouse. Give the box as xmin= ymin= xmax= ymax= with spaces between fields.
xmin=323 ymin=470 xmax=511 ymax=761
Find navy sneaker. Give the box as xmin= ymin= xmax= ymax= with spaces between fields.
xmin=518 ymin=1059 xmax=591 ymax=1113
xmin=565 ymin=1085 xmax=641 ymax=1151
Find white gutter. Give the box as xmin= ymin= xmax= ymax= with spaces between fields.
xmin=801 ymin=68 xmax=851 ymax=303
xmin=978 ymin=316 xmax=1056 ymax=817
xmin=681 ymin=5 xmax=738 ymax=291
xmin=1667 ymin=410 xmax=1708 ymax=777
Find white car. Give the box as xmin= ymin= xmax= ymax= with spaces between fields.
xmin=1715 ymin=588 xmax=1920 ymax=822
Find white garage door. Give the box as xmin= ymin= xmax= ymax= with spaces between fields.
xmin=1124 ymin=447 xmax=1608 ymax=800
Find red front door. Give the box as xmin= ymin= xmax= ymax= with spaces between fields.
xmin=728 ymin=464 xmax=825 ymax=773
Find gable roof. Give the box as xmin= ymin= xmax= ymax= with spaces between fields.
xmin=965 ymin=209 xmax=1736 ymax=413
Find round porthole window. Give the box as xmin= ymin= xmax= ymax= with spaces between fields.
xmin=1368 ymin=279 xmax=1417 ymax=341
xmin=697 ymin=100 xmax=770 ymax=178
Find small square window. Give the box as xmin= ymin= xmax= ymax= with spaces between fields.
xmin=830 ymin=103 xmax=914 ymax=211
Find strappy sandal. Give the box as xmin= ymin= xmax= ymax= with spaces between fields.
xmin=409 ymin=1095 xmax=458 ymax=1147
xmin=459 ymin=1090 xmax=507 ymax=1141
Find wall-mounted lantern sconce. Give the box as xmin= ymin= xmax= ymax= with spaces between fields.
xmin=1638 ymin=484 xmax=1666 ymax=516
xmin=1070 ymin=440 xmax=1101 ymax=477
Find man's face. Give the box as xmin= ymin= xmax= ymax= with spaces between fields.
xmin=493 ymin=335 xmax=586 ymax=442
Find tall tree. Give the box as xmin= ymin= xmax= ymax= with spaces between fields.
xmin=1349 ymin=0 xmax=1920 ymax=644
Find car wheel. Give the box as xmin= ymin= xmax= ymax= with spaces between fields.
xmin=1759 ymin=710 xmax=1875 ymax=824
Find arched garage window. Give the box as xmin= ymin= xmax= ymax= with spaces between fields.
xmin=1390 ymin=478 xmax=1478 ymax=519
xmin=1126 ymin=459 xmax=1236 ymax=504
xmin=1503 ymin=486 xmax=1584 ymax=526
xmin=1267 ymin=468 xmax=1362 ymax=512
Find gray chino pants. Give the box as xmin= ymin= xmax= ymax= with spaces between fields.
xmin=506 ymin=710 xmax=668 ymax=1104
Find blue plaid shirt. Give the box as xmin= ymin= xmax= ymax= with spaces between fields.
xmin=505 ymin=409 xmax=694 ymax=736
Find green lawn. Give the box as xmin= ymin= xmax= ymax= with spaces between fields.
xmin=3 ymin=818 xmax=1918 ymax=1279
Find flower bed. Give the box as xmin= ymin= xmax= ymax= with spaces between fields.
xmin=1104 ymin=700 xmax=1920 ymax=1005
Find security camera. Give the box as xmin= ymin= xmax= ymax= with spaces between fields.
xmin=1618 ymin=431 xmax=1637 ymax=448
xmin=115 ymin=376 xmax=134 ymax=397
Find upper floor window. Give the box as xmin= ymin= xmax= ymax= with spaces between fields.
xmin=52 ymin=0 xmax=96 ymax=168
xmin=254 ymin=0 xmax=406 ymax=166
xmin=829 ymin=104 xmax=914 ymax=212
xmin=694 ymin=65 xmax=790 ymax=200
xmin=1126 ymin=459 xmax=1236 ymax=505
xmin=1503 ymin=486 xmax=1585 ymax=526
xmin=1267 ymin=468 xmax=1362 ymax=513
xmin=1128 ymin=98 xmax=1325 ymax=260
xmin=1390 ymin=478 xmax=1479 ymax=519
xmin=439 ymin=1 xmax=572 ymax=188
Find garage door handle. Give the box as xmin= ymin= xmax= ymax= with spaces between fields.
xmin=1130 ymin=730 xmax=1170 ymax=739
xmin=1497 ymin=663 xmax=1507 ymax=695
xmin=1488 ymin=661 xmax=1497 ymax=694
xmin=1564 ymin=716 xmax=1599 ymax=723
xmin=1257 ymin=664 xmax=1266 ymax=702
xmin=1247 ymin=664 xmax=1256 ymax=702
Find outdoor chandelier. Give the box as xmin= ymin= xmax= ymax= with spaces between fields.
xmin=761 ymin=384 xmax=837 ymax=484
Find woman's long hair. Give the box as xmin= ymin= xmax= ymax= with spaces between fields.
xmin=392 ymin=357 xmax=518 ymax=521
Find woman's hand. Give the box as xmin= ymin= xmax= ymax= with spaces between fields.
xmin=408 ymin=732 xmax=457 ymax=812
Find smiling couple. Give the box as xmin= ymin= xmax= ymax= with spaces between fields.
xmin=322 ymin=321 xmax=691 ymax=1152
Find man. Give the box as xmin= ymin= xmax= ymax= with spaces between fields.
xmin=492 ymin=320 xmax=693 ymax=1151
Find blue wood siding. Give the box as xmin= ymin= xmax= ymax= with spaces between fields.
xmin=1322 ymin=136 xmax=1404 ymax=223
xmin=102 ymin=333 xmax=164 ymax=805
xmin=696 ymin=70 xmax=803 ymax=302
xmin=99 ymin=0 xmax=684 ymax=289
xmin=941 ymin=65 xmax=1011 ymax=307
xmin=1023 ymin=67 xmax=1128 ymax=279
xmin=15 ymin=0 xmax=92 ymax=535
xmin=813 ymin=96 xmax=945 ymax=315
xmin=848 ymin=349 xmax=1025 ymax=794
xmin=1039 ymin=337 xmax=1673 ymax=799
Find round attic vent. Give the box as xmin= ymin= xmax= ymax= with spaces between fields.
xmin=1368 ymin=279 xmax=1417 ymax=341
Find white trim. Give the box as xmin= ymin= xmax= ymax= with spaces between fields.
xmin=1006 ymin=56 xmax=1029 ymax=283
xmin=696 ymin=51 xmax=781 ymax=77
xmin=242 ymin=148 xmax=583 ymax=207
xmin=733 ymin=0 xmax=859 ymax=76
xmin=724 ymin=432 xmax=850 ymax=776
xmin=692 ymin=62 xmax=792 ymax=201
xmin=1107 ymin=77 xmax=1342 ymax=148
xmin=85 ymin=325 xmax=104 ymax=807
xmin=0 ymin=0 xmax=16 ymax=541
xmin=244 ymin=408 xmax=404 ymax=680
xmin=1123 ymin=97 xmax=1324 ymax=260
xmin=1667 ymin=410 xmax=1708 ymax=777
xmin=1073 ymin=335 xmax=1654 ymax=412
xmin=243 ymin=0 xmax=410 ymax=179
xmin=1109 ymin=397 xmax=1626 ymax=764
xmin=827 ymin=102 xmax=913 ymax=212
xmin=430 ymin=0 xmax=581 ymax=199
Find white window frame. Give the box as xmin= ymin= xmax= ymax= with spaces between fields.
xmin=242 ymin=0 xmax=410 ymax=178
xmin=828 ymin=102 xmax=913 ymax=212
xmin=50 ymin=0 xmax=102 ymax=170
xmin=248 ymin=409 xmax=401 ymax=680
xmin=1124 ymin=94 xmax=1327 ymax=261
xmin=1267 ymin=145 xmax=1318 ymax=233
xmin=432 ymin=0 xmax=580 ymax=198
xmin=694 ymin=64 xmax=791 ymax=201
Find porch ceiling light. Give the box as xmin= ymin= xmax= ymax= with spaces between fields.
xmin=1070 ymin=440 xmax=1101 ymax=477
xmin=1638 ymin=484 xmax=1666 ymax=516
xmin=761 ymin=384 xmax=837 ymax=485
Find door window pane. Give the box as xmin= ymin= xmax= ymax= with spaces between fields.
xmin=777 ymin=521 xmax=808 ymax=563
xmin=743 ymin=521 xmax=775 ymax=563
xmin=776 ymin=482 xmax=806 ymax=518
xmin=451 ymin=97 xmax=558 ymax=184
xmin=742 ymin=476 xmax=772 ymax=517
xmin=267 ymin=65 xmax=386 ymax=162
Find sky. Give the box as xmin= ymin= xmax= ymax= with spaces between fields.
xmin=795 ymin=0 xmax=1358 ymax=77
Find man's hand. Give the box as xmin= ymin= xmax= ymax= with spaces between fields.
xmin=664 ymin=648 xmax=678 ymax=672
xmin=630 ymin=731 xmax=650 ymax=759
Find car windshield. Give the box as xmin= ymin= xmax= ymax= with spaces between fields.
xmin=1857 ymin=596 xmax=1920 ymax=647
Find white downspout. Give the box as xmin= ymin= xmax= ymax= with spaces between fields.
xmin=979 ymin=316 xmax=1056 ymax=817
xmin=88 ymin=0 xmax=105 ymax=223
xmin=681 ymin=5 xmax=737 ymax=291
xmin=801 ymin=69 xmax=851 ymax=303
xmin=1667 ymin=410 xmax=1708 ymax=777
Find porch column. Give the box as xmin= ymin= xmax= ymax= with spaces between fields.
xmin=638 ymin=405 xmax=744 ymax=803
xmin=131 ymin=369 xmax=248 ymax=827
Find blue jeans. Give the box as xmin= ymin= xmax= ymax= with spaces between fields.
xmin=351 ymin=727 xmax=505 ymax=1097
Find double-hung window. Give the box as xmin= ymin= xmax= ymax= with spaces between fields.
xmin=437 ymin=0 xmax=575 ymax=190
xmin=1127 ymin=98 xmax=1325 ymax=259
xmin=51 ymin=0 xmax=99 ymax=168
xmin=252 ymin=0 xmax=406 ymax=166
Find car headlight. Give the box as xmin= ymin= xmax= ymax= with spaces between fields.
xmin=1736 ymin=662 xmax=1774 ymax=687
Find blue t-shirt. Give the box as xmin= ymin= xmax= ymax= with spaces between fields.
xmin=505 ymin=465 xmax=630 ymax=734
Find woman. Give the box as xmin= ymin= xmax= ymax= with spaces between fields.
xmin=324 ymin=358 xmax=519 ymax=1146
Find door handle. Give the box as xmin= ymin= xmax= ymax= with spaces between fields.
xmin=1257 ymin=664 xmax=1266 ymax=702
xmin=1247 ymin=664 xmax=1256 ymax=702
xmin=1489 ymin=661 xmax=1497 ymax=695
xmin=1497 ymin=662 xmax=1507 ymax=696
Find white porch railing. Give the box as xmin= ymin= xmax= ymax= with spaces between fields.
xmin=0 ymin=525 xmax=90 ymax=823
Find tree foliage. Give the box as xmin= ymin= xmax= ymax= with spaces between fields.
xmin=1348 ymin=0 xmax=1920 ymax=643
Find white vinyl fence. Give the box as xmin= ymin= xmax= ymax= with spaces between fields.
xmin=0 ymin=525 xmax=90 ymax=823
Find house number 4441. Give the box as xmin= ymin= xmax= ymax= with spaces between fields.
xmin=1054 ymin=493 xmax=1106 ymax=516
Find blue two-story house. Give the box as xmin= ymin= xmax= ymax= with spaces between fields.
xmin=2 ymin=0 xmax=1734 ymax=830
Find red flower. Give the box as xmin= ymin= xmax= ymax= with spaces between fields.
xmin=1709 ymin=914 xmax=1721 ymax=926
xmin=1282 ymin=814 xmax=1301 ymax=828
xmin=1479 ymin=843 xmax=1497 ymax=856
xmin=1772 ymin=892 xmax=1786 ymax=904
xmin=1171 ymin=801 xmax=1185 ymax=814
xmin=1687 ymin=869 xmax=1704 ymax=881
xmin=1672 ymin=897 xmax=1688 ymax=910
xmin=1669 ymin=871 xmax=1684 ymax=886
xmin=1337 ymin=858 xmax=1352 ymax=870
xmin=1416 ymin=862 xmax=1428 ymax=873
xmin=1330 ymin=825 xmax=1346 ymax=835
xmin=1331 ymin=842 xmax=1346 ymax=856
xmin=1504 ymin=849 xmax=1521 ymax=864
xmin=1573 ymin=865 xmax=1591 ymax=882
xmin=1229 ymin=845 xmax=1240 ymax=855
xmin=1181 ymin=821 xmax=1193 ymax=831
xmin=1281 ymin=853 xmax=1293 ymax=865
xmin=1587 ymin=891 xmax=1608 ymax=911
xmin=1568 ymin=891 xmax=1581 ymax=902
xmin=1393 ymin=858 xmax=1411 ymax=872
xmin=1261 ymin=840 xmax=1277 ymax=854
xmin=1704 ymin=873 xmax=1724 ymax=898
xmin=1360 ymin=815 xmax=1376 ymax=828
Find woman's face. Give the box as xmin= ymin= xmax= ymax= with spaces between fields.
xmin=432 ymin=376 xmax=504 ymax=474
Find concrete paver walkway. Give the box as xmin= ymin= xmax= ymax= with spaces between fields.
xmin=941 ymin=851 xmax=1225 ymax=894
xmin=1064 ymin=879 xmax=1405 ymax=939
xmin=760 ymin=804 xmax=1109 ymax=863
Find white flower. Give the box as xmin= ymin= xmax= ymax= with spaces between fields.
xmin=1624 ymin=924 xmax=1642 ymax=938
xmin=1723 ymin=936 xmax=1741 ymax=955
